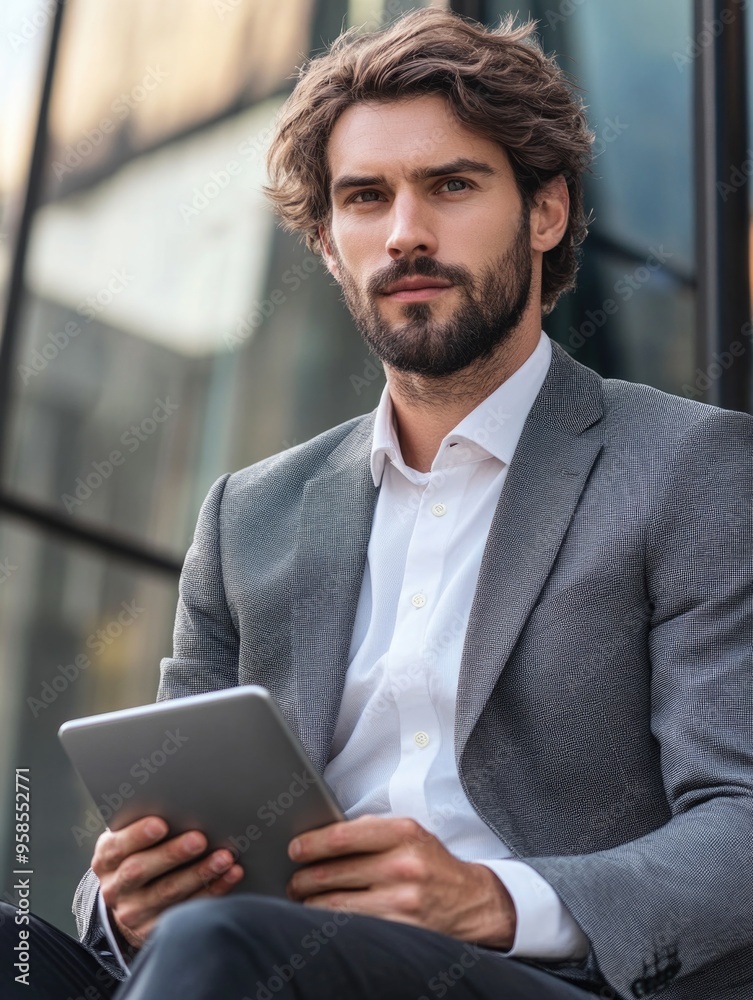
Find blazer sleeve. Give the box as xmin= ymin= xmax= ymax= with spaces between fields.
xmin=522 ymin=407 xmax=753 ymax=998
xmin=71 ymin=868 xmax=129 ymax=981
xmin=72 ymin=473 xmax=240 ymax=966
xmin=158 ymin=472 xmax=240 ymax=700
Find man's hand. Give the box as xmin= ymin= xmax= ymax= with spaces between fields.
xmin=92 ymin=817 xmax=244 ymax=951
xmin=286 ymin=815 xmax=516 ymax=949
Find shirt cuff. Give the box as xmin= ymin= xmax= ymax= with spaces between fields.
xmin=97 ymin=890 xmax=132 ymax=977
xmin=479 ymin=859 xmax=590 ymax=963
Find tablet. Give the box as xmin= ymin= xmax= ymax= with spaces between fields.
xmin=58 ymin=686 xmax=344 ymax=897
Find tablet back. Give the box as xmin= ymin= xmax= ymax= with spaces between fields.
xmin=59 ymin=686 xmax=343 ymax=896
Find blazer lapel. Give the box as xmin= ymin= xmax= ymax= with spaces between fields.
xmin=455 ymin=343 xmax=605 ymax=759
xmin=291 ymin=413 xmax=378 ymax=772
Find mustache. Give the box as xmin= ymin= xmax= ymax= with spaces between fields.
xmin=367 ymin=256 xmax=474 ymax=297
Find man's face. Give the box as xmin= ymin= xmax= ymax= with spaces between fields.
xmin=320 ymin=95 xmax=534 ymax=377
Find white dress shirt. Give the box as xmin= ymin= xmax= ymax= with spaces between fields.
xmin=102 ymin=330 xmax=588 ymax=975
xmin=323 ymin=331 xmax=588 ymax=961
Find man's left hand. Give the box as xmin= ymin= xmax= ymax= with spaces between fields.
xmin=286 ymin=815 xmax=516 ymax=949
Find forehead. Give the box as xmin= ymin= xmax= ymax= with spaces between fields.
xmin=326 ymin=94 xmax=512 ymax=184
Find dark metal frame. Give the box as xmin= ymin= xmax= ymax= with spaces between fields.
xmin=694 ymin=0 xmax=751 ymax=412
xmin=0 ymin=1 xmax=65 ymax=474
xmin=0 ymin=494 xmax=182 ymax=574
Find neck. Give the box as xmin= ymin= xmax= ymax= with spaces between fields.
xmin=385 ymin=323 xmax=541 ymax=473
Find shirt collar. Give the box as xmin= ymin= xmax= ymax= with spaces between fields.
xmin=370 ymin=331 xmax=552 ymax=487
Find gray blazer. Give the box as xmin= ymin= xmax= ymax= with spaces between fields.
xmin=74 ymin=340 xmax=753 ymax=999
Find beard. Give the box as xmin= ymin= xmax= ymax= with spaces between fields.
xmin=330 ymin=211 xmax=532 ymax=378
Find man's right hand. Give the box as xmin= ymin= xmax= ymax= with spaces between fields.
xmin=92 ymin=816 xmax=244 ymax=951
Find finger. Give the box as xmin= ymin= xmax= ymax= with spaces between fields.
xmin=113 ymin=854 xmax=243 ymax=930
xmin=288 ymin=854 xmax=385 ymax=901
xmin=108 ymin=830 xmax=217 ymax=894
xmin=135 ymin=853 xmax=242 ymax=914
xmin=122 ymin=865 xmax=244 ymax=940
xmin=92 ymin=817 xmax=170 ymax=875
xmin=289 ymin=815 xmax=426 ymax=864
xmin=289 ymin=841 xmax=436 ymax=902
xmin=192 ymin=864 xmax=245 ymax=899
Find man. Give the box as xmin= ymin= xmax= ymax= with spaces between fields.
xmin=3 ymin=8 xmax=752 ymax=999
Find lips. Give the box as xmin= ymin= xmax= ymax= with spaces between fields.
xmin=381 ymin=277 xmax=453 ymax=295
xmin=380 ymin=276 xmax=454 ymax=303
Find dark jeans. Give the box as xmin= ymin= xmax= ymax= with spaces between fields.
xmin=1 ymin=897 xmax=597 ymax=1000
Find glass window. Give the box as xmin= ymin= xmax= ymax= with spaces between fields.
xmin=1 ymin=0 xmax=320 ymax=556
xmin=0 ymin=1 xmax=52 ymax=316
xmin=0 ymin=517 xmax=176 ymax=930
xmin=478 ymin=1 xmax=696 ymax=392
xmin=4 ymin=98 xmax=290 ymax=556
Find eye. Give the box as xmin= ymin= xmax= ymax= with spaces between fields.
xmin=350 ymin=190 xmax=384 ymax=204
xmin=438 ymin=178 xmax=470 ymax=193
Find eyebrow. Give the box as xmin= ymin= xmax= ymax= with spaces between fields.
xmin=331 ymin=158 xmax=497 ymax=197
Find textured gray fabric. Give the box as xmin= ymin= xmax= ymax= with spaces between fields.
xmin=73 ymin=339 xmax=753 ymax=998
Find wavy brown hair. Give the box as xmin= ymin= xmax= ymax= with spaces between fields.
xmin=265 ymin=8 xmax=593 ymax=314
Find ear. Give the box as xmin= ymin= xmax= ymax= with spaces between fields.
xmin=530 ymin=175 xmax=569 ymax=253
xmin=318 ymin=224 xmax=340 ymax=280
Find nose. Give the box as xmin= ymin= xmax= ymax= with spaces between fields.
xmin=385 ymin=192 xmax=438 ymax=261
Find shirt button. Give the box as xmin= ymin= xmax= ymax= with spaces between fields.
xmin=431 ymin=503 xmax=447 ymax=517
xmin=414 ymin=731 xmax=430 ymax=748
xmin=411 ymin=594 xmax=426 ymax=608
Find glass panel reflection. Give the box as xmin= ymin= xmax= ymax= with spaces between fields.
xmin=484 ymin=0 xmax=696 ymax=394
xmin=559 ymin=0 xmax=693 ymax=271
xmin=0 ymin=0 xmax=51 ymax=318
xmin=1 ymin=0 xmax=320 ymax=554
xmin=0 ymin=517 xmax=176 ymax=931
xmin=49 ymin=0 xmax=314 ymax=173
